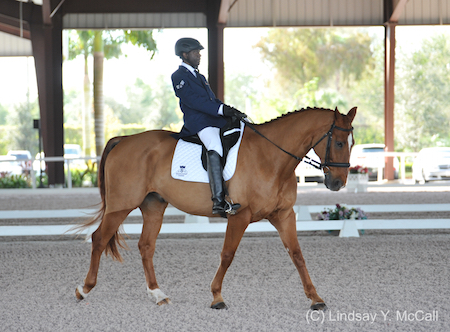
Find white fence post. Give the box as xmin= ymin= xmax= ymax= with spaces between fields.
xmin=66 ymin=159 xmax=72 ymax=189
xmin=184 ymin=215 xmax=210 ymax=223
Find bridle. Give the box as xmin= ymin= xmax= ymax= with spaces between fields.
xmin=304 ymin=122 xmax=353 ymax=170
xmin=242 ymin=118 xmax=353 ymax=170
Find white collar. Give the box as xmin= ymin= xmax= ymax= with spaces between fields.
xmin=181 ymin=62 xmax=197 ymax=77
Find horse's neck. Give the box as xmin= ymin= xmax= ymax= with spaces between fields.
xmin=255 ymin=110 xmax=333 ymax=173
xmin=259 ymin=110 xmax=332 ymax=153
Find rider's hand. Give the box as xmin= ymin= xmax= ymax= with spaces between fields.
xmin=223 ymin=105 xmax=247 ymax=120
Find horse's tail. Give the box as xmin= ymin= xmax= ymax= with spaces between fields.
xmin=74 ymin=136 xmax=127 ymax=262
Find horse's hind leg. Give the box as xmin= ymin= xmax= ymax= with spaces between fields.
xmin=75 ymin=209 xmax=132 ymax=300
xmin=269 ymin=209 xmax=326 ymax=311
xmin=138 ymin=194 xmax=171 ymax=305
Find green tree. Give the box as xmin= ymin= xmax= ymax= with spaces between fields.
xmin=255 ymin=28 xmax=373 ymax=93
xmin=106 ymin=77 xmax=180 ymax=130
xmin=6 ymin=96 xmax=39 ymax=155
xmin=151 ymin=78 xmax=180 ymax=130
xmin=396 ymin=34 xmax=450 ymax=151
xmin=0 ymin=104 xmax=8 ymax=125
xmin=254 ymin=27 xmax=382 ymax=143
xmin=68 ymin=29 xmax=157 ymax=156
xmin=225 ymin=73 xmax=261 ymax=119
xmin=122 ymin=78 xmax=154 ymax=124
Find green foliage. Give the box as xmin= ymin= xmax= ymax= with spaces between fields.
xmin=5 ymin=97 xmax=40 ymax=155
xmin=0 ymin=173 xmax=30 ymax=188
xmin=67 ymin=161 xmax=98 ymax=187
xmin=255 ymin=28 xmax=373 ymax=92
xmin=123 ymin=30 xmax=157 ymax=58
xmin=67 ymin=28 xmax=158 ymax=156
xmin=253 ymin=27 xmax=381 ymax=142
xmin=396 ymin=34 xmax=450 ymax=151
xmin=0 ymin=125 xmax=11 ymax=154
xmin=151 ymin=79 xmax=181 ymax=130
xmin=119 ymin=78 xmax=154 ymax=124
xmin=115 ymin=124 xmax=148 ymax=136
xmin=35 ymin=173 xmax=48 ymax=188
xmin=106 ymin=77 xmax=181 ymax=131
xmin=0 ymin=104 xmax=8 ymax=125
xmin=64 ymin=124 xmax=83 ymax=144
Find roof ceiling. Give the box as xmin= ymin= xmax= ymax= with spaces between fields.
xmin=1 ymin=0 xmax=450 ymax=56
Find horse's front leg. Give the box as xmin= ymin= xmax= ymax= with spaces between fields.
xmin=210 ymin=209 xmax=251 ymax=309
xmin=139 ymin=196 xmax=171 ymax=305
xmin=269 ymin=209 xmax=326 ymax=311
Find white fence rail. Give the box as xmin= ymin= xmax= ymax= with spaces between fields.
xmin=0 ymin=156 xmax=100 ymax=189
xmin=1 ymin=203 xmax=449 ymax=238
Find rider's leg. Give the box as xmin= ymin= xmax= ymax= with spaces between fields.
xmin=198 ymin=127 xmax=226 ymax=216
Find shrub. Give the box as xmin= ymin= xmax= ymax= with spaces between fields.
xmin=0 ymin=173 xmax=30 ymax=188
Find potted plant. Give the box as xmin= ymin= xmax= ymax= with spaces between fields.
xmin=347 ymin=165 xmax=369 ymax=192
xmin=317 ymin=204 xmax=368 ymax=236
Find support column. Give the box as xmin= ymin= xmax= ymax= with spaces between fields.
xmin=207 ymin=0 xmax=225 ymax=101
xmin=30 ymin=13 xmax=65 ymax=186
xmin=384 ymin=23 xmax=396 ymax=180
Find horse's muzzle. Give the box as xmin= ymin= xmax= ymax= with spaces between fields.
xmin=324 ymin=173 xmax=344 ymax=191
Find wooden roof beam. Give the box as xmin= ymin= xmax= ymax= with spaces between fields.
xmin=218 ymin=0 xmax=230 ymax=24
xmin=389 ymin=0 xmax=408 ymax=23
xmin=0 ymin=18 xmax=30 ymax=39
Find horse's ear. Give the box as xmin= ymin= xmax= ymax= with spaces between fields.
xmin=346 ymin=107 xmax=357 ymax=123
xmin=334 ymin=107 xmax=341 ymax=119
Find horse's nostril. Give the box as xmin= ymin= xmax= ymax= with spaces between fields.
xmin=333 ymin=179 xmax=343 ymax=190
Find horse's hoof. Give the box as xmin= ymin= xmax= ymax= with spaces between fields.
xmin=211 ymin=301 xmax=228 ymax=310
xmin=75 ymin=285 xmax=87 ymax=301
xmin=157 ymin=298 xmax=172 ymax=306
xmin=310 ymin=302 xmax=327 ymax=311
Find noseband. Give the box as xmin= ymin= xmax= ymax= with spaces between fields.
xmin=243 ymin=119 xmax=353 ymax=170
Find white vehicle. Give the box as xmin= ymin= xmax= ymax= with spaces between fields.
xmin=412 ymin=147 xmax=450 ymax=183
xmin=0 ymin=156 xmax=23 ymax=176
xmin=350 ymin=144 xmax=399 ymax=180
xmin=295 ymin=149 xmax=324 ymax=183
xmin=33 ymin=144 xmax=86 ymax=172
xmin=7 ymin=150 xmax=33 ymax=174
xmin=64 ymin=144 xmax=82 ymax=158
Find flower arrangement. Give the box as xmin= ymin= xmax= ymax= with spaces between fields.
xmin=349 ymin=165 xmax=368 ymax=174
xmin=317 ymin=204 xmax=368 ymax=220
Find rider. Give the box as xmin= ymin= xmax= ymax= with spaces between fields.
xmin=171 ymin=37 xmax=246 ymax=217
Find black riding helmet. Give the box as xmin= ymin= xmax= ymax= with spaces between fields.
xmin=175 ymin=38 xmax=204 ymax=58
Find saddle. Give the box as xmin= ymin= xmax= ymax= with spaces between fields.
xmin=180 ymin=116 xmax=242 ymax=171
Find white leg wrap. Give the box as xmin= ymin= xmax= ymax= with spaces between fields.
xmin=146 ymin=287 xmax=169 ymax=304
xmin=77 ymin=285 xmax=88 ymax=299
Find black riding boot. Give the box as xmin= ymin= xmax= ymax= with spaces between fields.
xmin=206 ymin=150 xmax=227 ymax=216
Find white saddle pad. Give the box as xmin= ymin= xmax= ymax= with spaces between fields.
xmin=171 ymin=122 xmax=245 ymax=183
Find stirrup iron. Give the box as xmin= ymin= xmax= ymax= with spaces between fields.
xmin=224 ymin=198 xmax=241 ymax=215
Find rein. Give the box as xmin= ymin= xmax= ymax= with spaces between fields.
xmin=242 ymin=118 xmax=353 ymax=170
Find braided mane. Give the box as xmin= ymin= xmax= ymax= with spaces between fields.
xmin=259 ymin=107 xmax=334 ymax=125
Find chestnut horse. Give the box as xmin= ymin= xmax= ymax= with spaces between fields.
xmin=75 ymin=106 xmax=357 ymax=310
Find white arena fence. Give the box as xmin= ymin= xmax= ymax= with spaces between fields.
xmin=0 ymin=156 xmax=101 ymax=189
xmin=1 ymin=203 xmax=449 ymax=238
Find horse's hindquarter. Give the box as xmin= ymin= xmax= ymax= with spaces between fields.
xmin=103 ymin=130 xmax=179 ymax=214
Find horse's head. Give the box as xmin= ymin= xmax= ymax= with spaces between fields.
xmin=313 ymin=107 xmax=357 ymax=191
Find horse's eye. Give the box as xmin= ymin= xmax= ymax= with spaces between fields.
xmin=336 ymin=141 xmax=344 ymax=148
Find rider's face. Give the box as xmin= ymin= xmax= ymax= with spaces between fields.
xmin=183 ymin=49 xmax=201 ymax=69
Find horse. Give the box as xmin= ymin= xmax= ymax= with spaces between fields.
xmin=75 ymin=106 xmax=357 ymax=311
